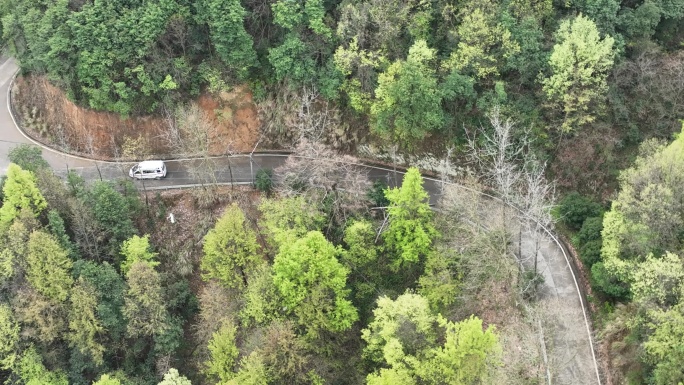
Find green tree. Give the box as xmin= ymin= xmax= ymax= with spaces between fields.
xmin=205 ymin=320 xmax=239 ymax=383
xmin=93 ymin=374 xmax=122 ymax=385
xmin=259 ymin=196 xmax=325 ymax=249
xmin=26 ymin=231 xmax=73 ymax=302
xmin=371 ymin=40 xmax=444 ymax=148
xmin=542 ymin=14 xmax=615 ymax=132
xmin=46 ymin=210 xmax=79 ymax=260
xmin=367 ymin=367 xmax=416 ymax=385
xmin=596 ymin=124 xmax=684 ymax=297
xmin=643 ymin=303 xmax=684 ymax=385
xmin=341 ymin=220 xmax=383 ymax=304
xmin=15 ymin=347 xmax=68 ymax=385
xmin=120 ymin=234 xmax=159 ymax=275
xmin=268 ymin=0 xmax=333 ymax=87
xmin=73 ymin=260 xmax=127 ymax=342
xmin=362 ymin=293 xmax=438 ymax=365
xmin=201 ymin=203 xmax=261 ymax=289
xmin=159 ymin=368 xmax=192 ymax=385
xmin=446 ymin=0 xmax=520 ymax=80
xmin=0 ymin=304 xmax=19 ymax=370
xmin=68 ymin=278 xmax=105 ymax=365
xmin=8 ymin=144 xmax=49 ymax=174
xmin=225 ymin=352 xmax=270 ymax=385
xmin=273 ymin=231 xmax=358 ymax=338
xmin=123 ymin=261 xmax=169 ymax=338
xmin=418 ymin=249 xmax=461 ymax=314
xmin=383 ymin=168 xmax=437 ymax=270
xmin=0 ymin=164 xmax=47 ymax=229
xmin=87 ymin=181 xmax=137 ymax=257
xmin=254 ymin=169 xmax=273 ymax=194
xmin=556 ymin=191 xmax=603 ymax=231
xmin=197 ymin=0 xmax=256 ymax=79
xmin=267 ymin=33 xmax=317 ymax=84
xmin=417 ymin=316 xmax=501 ymax=385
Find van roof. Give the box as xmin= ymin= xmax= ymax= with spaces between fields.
xmin=137 ymin=160 xmax=165 ymax=168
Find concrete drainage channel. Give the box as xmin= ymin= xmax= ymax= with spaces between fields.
xmin=5 ymin=64 xmax=601 ymax=384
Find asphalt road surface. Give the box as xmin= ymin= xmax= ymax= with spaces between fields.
xmin=0 ymin=55 xmax=601 ymax=385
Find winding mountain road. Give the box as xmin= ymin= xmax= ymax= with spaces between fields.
xmin=0 ymin=56 xmax=601 ymax=384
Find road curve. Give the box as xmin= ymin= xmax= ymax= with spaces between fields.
xmin=0 ymin=56 xmax=601 ymax=385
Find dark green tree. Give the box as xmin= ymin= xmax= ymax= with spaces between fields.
xmin=371 ymin=40 xmax=444 ymax=149
xmin=7 ymin=144 xmax=49 ymax=173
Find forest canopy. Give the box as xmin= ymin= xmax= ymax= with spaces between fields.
xmin=0 ymin=0 xmax=682 ymax=157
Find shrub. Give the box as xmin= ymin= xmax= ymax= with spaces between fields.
xmin=557 ymin=192 xmax=603 ymax=231
xmin=254 ymin=169 xmax=273 ymax=194
xmin=8 ymin=144 xmax=49 ymax=173
xmin=579 ymin=240 xmax=603 ymax=267
xmin=591 ymin=262 xmax=630 ymax=300
xmin=367 ymin=180 xmax=390 ymax=208
xmin=575 ymin=215 xmax=604 ymax=245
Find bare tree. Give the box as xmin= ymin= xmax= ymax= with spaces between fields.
xmin=517 ymin=159 xmax=556 ymax=276
xmin=69 ymin=197 xmax=105 ymax=261
xmin=439 ymin=145 xmax=456 ymax=194
xmin=276 ymin=139 xmax=371 ymax=230
xmin=467 ymin=107 xmax=527 ymax=251
xmin=295 ymin=86 xmax=333 ymax=143
xmin=161 ymin=103 xmax=220 ymax=198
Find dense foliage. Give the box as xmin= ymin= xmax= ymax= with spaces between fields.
xmin=1 ymin=0 xmax=683 ymax=381
xmin=1 ymin=0 xmax=681 ymax=156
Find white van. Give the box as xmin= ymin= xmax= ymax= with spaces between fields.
xmin=129 ymin=160 xmax=167 ymax=180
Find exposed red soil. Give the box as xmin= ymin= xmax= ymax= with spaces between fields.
xmin=12 ymin=75 xmax=261 ymax=159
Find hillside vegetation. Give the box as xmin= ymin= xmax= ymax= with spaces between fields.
xmin=2 ymin=0 xmax=684 ymax=383
xmin=0 ymin=0 xmax=682 ymax=177
xmin=0 ymin=149 xmax=553 ymax=384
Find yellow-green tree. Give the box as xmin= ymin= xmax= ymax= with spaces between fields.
xmin=542 ymin=14 xmax=615 ymax=132
xmin=272 ymin=231 xmax=358 ymax=339
xmin=93 ymin=374 xmax=122 ymax=385
xmin=159 ymin=368 xmax=192 ymax=385
xmin=26 ymin=231 xmax=73 ymax=302
xmin=68 ymin=278 xmax=105 ymax=365
xmin=123 ymin=262 xmax=169 ymax=338
xmin=0 ymin=304 xmax=19 ymax=370
xmin=0 ymin=163 xmax=47 ymax=229
xmin=595 ymin=125 xmax=684 ymax=298
xmin=417 ymin=316 xmax=500 ymax=384
xmin=362 ymin=293 xmax=500 ymax=385
xmin=204 ymin=320 xmax=239 ymax=383
xmin=446 ymin=0 xmax=519 ymax=80
xmin=259 ymin=196 xmax=325 ymax=250
xmin=383 ymin=168 xmax=437 ymax=270
xmin=15 ymin=347 xmax=68 ymax=385
xmin=157 ymin=368 xmax=192 ymax=385
xmin=201 ymin=204 xmax=261 ymax=289
xmin=644 ymin=301 xmax=684 ymax=385
xmin=120 ymin=234 xmax=159 ymax=275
